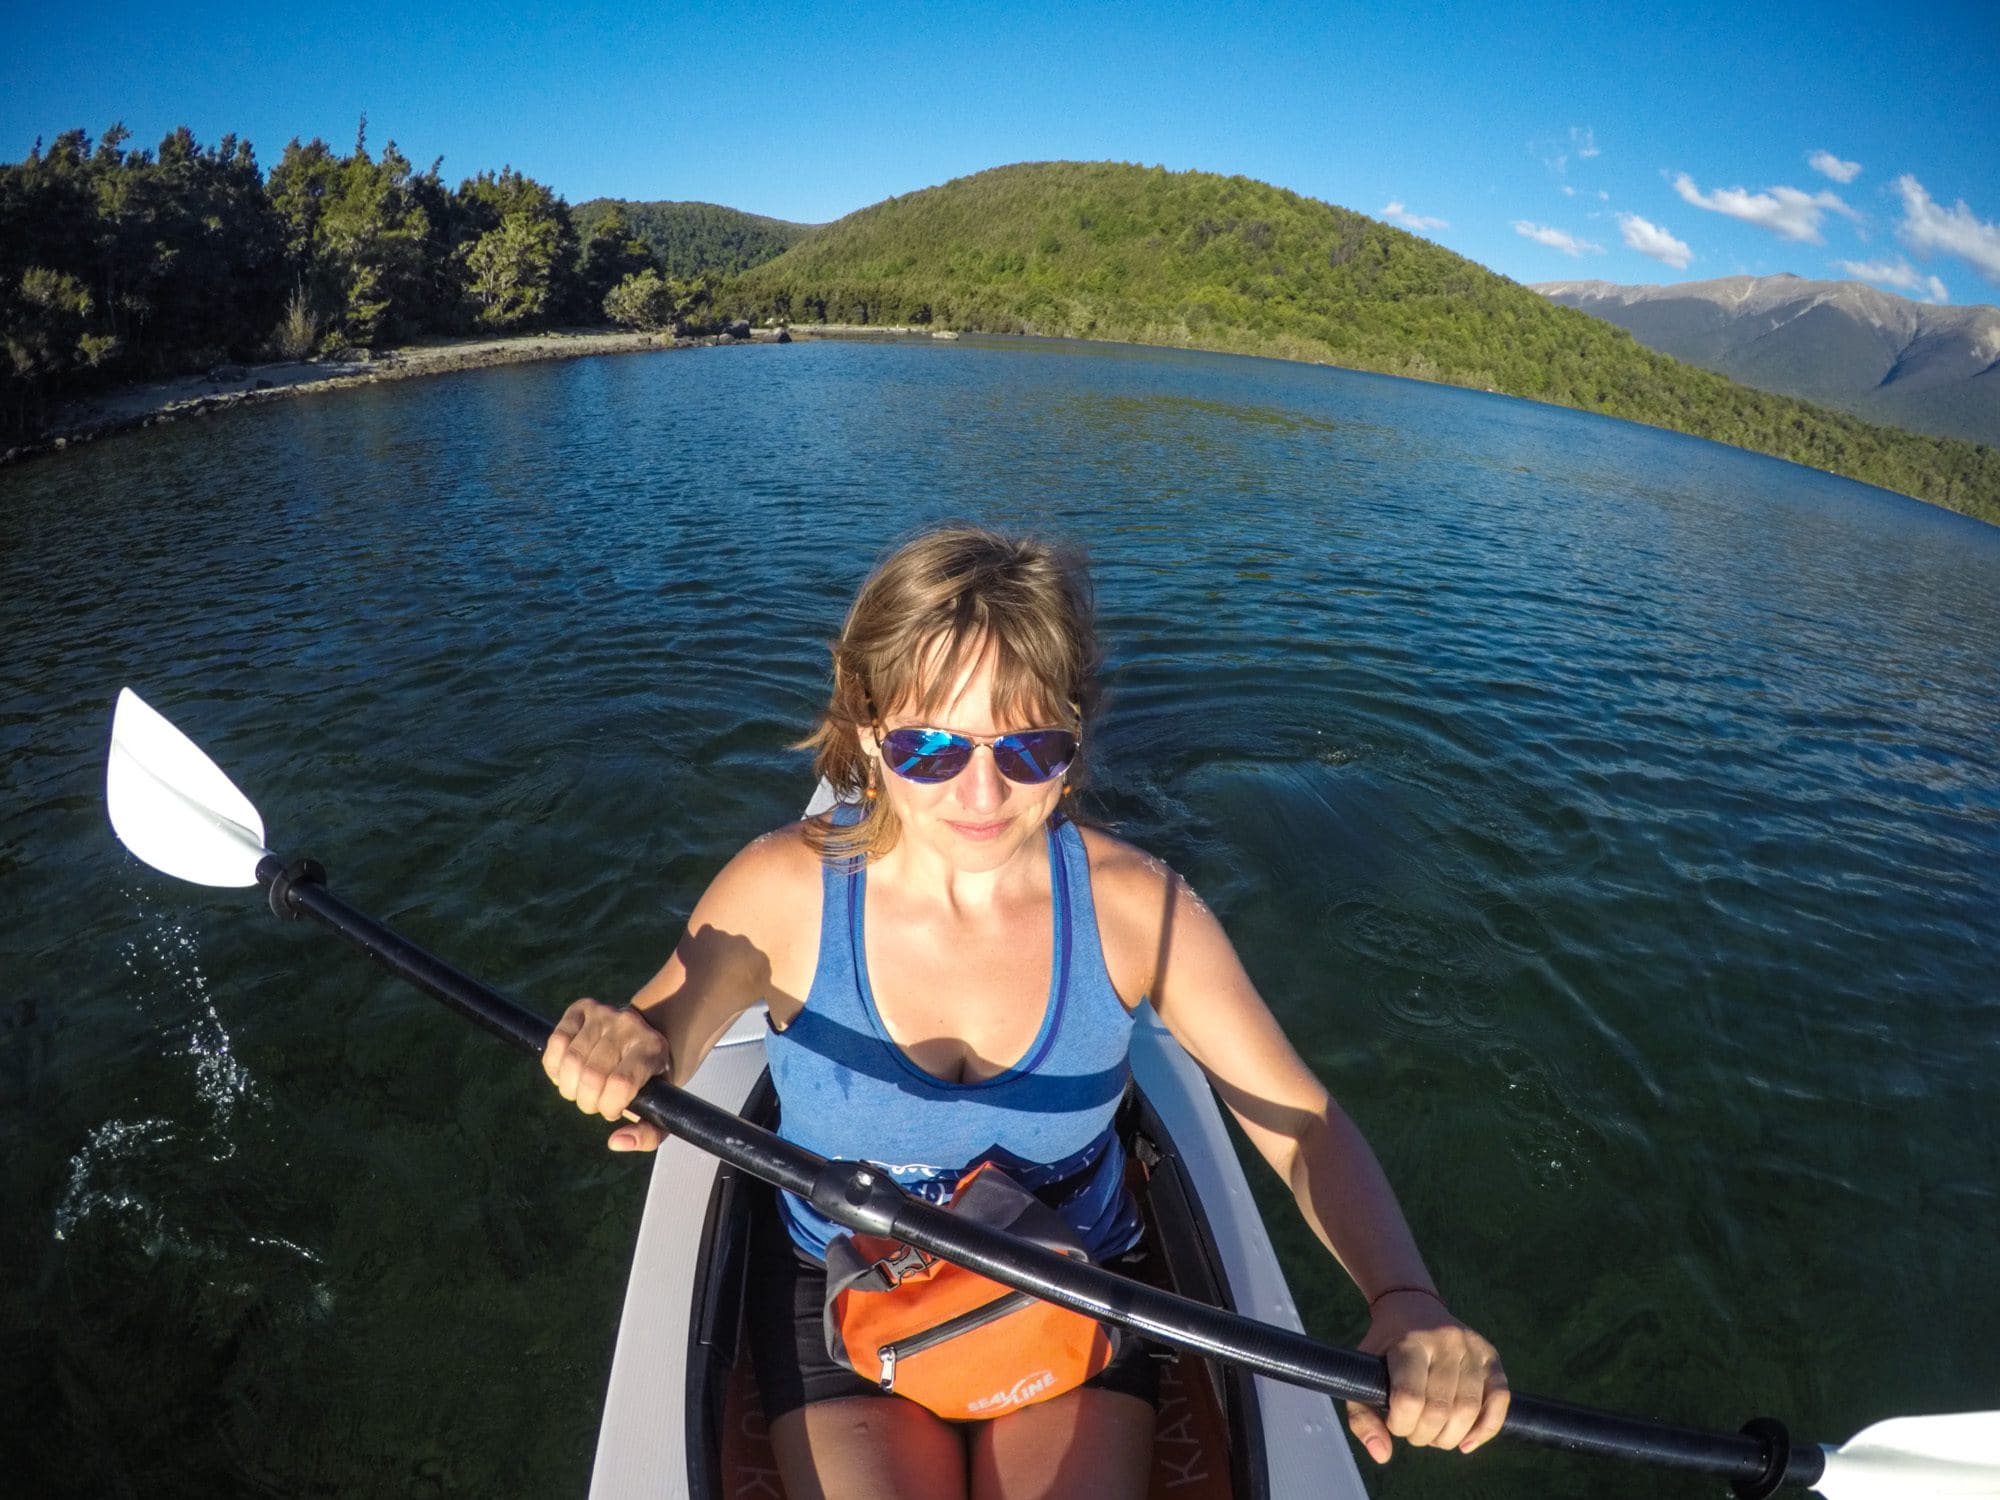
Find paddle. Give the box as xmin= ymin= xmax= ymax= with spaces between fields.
xmin=103 ymin=686 xmax=1997 ymax=1498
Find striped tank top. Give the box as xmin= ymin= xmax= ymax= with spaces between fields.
xmin=765 ymin=807 xmax=1140 ymax=1261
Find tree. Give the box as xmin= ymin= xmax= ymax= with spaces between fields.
xmin=402 ymin=156 xmax=459 ymax=328
xmin=322 ymin=139 xmax=432 ymax=345
xmin=578 ymin=207 xmax=654 ymax=320
xmin=124 ymin=127 xmax=285 ymax=362
xmin=453 ymin=168 xmax=578 ymax=326
xmin=0 ymin=123 xmax=281 ymax=382
xmin=271 ymin=134 xmax=432 ymax=348
xmin=464 ymin=210 xmax=561 ymax=328
xmin=673 ymin=270 xmax=720 ymax=333
xmin=2 ymin=266 xmax=117 ymax=434
xmin=602 ymin=269 xmax=677 ymax=330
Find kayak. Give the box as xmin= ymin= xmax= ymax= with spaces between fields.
xmin=586 ymin=792 xmax=1365 ymax=1498
xmin=107 ymin=691 xmax=1995 ymax=1500
xmin=587 ymin=1002 xmax=1367 ymax=1499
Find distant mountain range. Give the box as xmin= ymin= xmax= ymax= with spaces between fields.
xmin=1533 ymin=274 xmax=2000 ymax=448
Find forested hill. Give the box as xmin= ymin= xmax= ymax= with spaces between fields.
xmin=729 ymin=162 xmax=1997 ymax=523
xmin=572 ymin=199 xmax=813 ymax=278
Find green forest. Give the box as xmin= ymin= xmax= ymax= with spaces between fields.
xmin=5 ymin=134 xmax=1994 ymax=522
xmin=0 ymin=122 xmax=784 ymax=438
xmin=573 ymin=198 xmax=811 ymax=278
xmin=727 ymin=163 xmax=1998 ymax=523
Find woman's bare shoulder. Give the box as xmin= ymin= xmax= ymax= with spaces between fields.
xmin=704 ymin=819 xmax=824 ymax=917
xmin=1074 ymin=824 xmax=1184 ymax=1004
xmin=1075 ymin=823 xmax=1180 ymax=901
xmin=684 ymin=820 xmax=827 ymax=1010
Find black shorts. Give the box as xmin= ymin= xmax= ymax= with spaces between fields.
xmin=745 ymin=1185 xmax=1163 ymax=1423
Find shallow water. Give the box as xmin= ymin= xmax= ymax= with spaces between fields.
xmin=3 ymin=336 xmax=1996 ymax=1498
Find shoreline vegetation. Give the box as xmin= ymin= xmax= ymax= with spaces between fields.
xmin=5 ymin=130 xmax=1994 ymax=523
xmin=0 ymin=122 xmax=786 ymax=455
xmin=6 ymin=326 xmax=791 ymax=464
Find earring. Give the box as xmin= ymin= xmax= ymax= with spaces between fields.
xmin=863 ymin=763 xmax=879 ymax=801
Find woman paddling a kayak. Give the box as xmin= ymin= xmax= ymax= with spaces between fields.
xmin=542 ymin=526 xmax=1508 ymax=1499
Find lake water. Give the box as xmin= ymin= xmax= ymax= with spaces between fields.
xmin=3 ymin=336 xmax=1996 ymax=1499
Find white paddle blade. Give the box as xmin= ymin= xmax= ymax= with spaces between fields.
xmin=106 ymin=687 xmax=269 ymax=887
xmin=1815 ymin=1411 xmax=2000 ymax=1498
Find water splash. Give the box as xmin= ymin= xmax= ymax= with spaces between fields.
xmin=52 ymin=1115 xmax=178 ymax=1243
xmin=117 ymin=888 xmax=260 ymax=1152
xmin=54 ymin=891 xmax=269 ymax=1248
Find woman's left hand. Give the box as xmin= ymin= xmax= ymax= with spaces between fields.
xmin=1344 ymin=1290 xmax=1509 ymax=1465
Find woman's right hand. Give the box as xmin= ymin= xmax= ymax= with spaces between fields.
xmin=542 ymin=998 xmax=674 ymax=1152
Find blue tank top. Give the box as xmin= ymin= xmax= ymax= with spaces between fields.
xmin=765 ymin=807 xmax=1140 ymax=1261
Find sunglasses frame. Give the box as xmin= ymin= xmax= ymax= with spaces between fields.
xmin=873 ymin=723 xmax=1082 ymax=786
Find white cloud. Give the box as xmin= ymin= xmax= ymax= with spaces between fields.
xmin=1381 ymin=200 xmax=1449 ymax=233
xmin=1894 ymin=175 xmax=2000 ymax=286
xmin=1671 ymin=172 xmax=1857 ymax=243
xmin=1513 ymin=220 xmax=1605 ymax=256
xmin=1535 ymin=125 xmax=1601 ymax=177
xmin=1618 ymin=213 xmax=1692 ymax=269
xmin=1833 ymin=256 xmax=1950 ymax=302
xmin=1808 ymin=150 xmax=1862 ymax=184
xmin=1560 ymin=184 xmax=1576 ymax=197
xmin=1833 ymin=257 xmax=1921 ymax=289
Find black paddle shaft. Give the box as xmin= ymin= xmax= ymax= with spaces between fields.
xmin=256 ymin=855 xmax=1824 ymax=1497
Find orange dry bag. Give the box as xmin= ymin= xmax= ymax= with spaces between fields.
xmin=821 ymin=1161 xmax=1119 ymax=1420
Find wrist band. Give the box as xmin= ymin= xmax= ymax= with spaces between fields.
xmin=1367 ymin=1285 xmax=1445 ymax=1311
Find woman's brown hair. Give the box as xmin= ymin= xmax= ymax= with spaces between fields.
xmin=800 ymin=526 xmax=1099 ymax=863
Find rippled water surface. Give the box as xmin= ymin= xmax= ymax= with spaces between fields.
xmin=4 ymin=337 xmax=1997 ymax=1498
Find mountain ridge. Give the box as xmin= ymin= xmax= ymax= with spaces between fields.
xmin=1534 ymin=274 xmax=2000 ymax=447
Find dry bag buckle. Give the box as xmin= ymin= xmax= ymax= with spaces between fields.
xmin=872 ymin=1244 xmax=930 ymax=1288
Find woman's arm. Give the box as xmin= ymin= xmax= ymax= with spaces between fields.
xmin=541 ymin=824 xmax=817 ymax=1151
xmin=1098 ymin=845 xmax=1509 ymax=1463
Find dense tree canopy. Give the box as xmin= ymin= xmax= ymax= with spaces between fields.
xmin=269 ymin=128 xmax=440 ymax=347
xmin=571 ymin=198 xmax=810 ymax=278
xmin=2 ymin=125 xmax=284 ymax=401
xmin=0 ymin=123 xmax=732 ymax=437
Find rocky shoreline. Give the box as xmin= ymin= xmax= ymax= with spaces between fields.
xmin=4 ymin=325 xmax=803 ymax=467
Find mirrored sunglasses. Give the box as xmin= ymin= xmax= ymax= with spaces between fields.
xmin=879 ymin=727 xmax=1080 ymax=785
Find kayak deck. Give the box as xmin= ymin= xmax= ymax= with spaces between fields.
xmin=688 ymin=1072 xmax=1248 ymax=1498
xmin=589 ymin=1005 xmax=1364 ymax=1499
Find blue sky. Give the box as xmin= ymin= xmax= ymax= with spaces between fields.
xmin=7 ymin=0 xmax=1998 ymax=304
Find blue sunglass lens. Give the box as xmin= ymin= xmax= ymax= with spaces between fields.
xmin=993 ymin=731 xmax=1078 ymax=783
xmin=880 ymin=728 xmax=1079 ymax=785
xmin=883 ymin=728 xmax=972 ymax=781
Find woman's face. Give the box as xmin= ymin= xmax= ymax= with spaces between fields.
xmin=862 ymin=644 xmax=1069 ymax=874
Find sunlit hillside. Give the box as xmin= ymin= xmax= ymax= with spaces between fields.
xmin=728 ymin=162 xmax=1997 ymax=523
